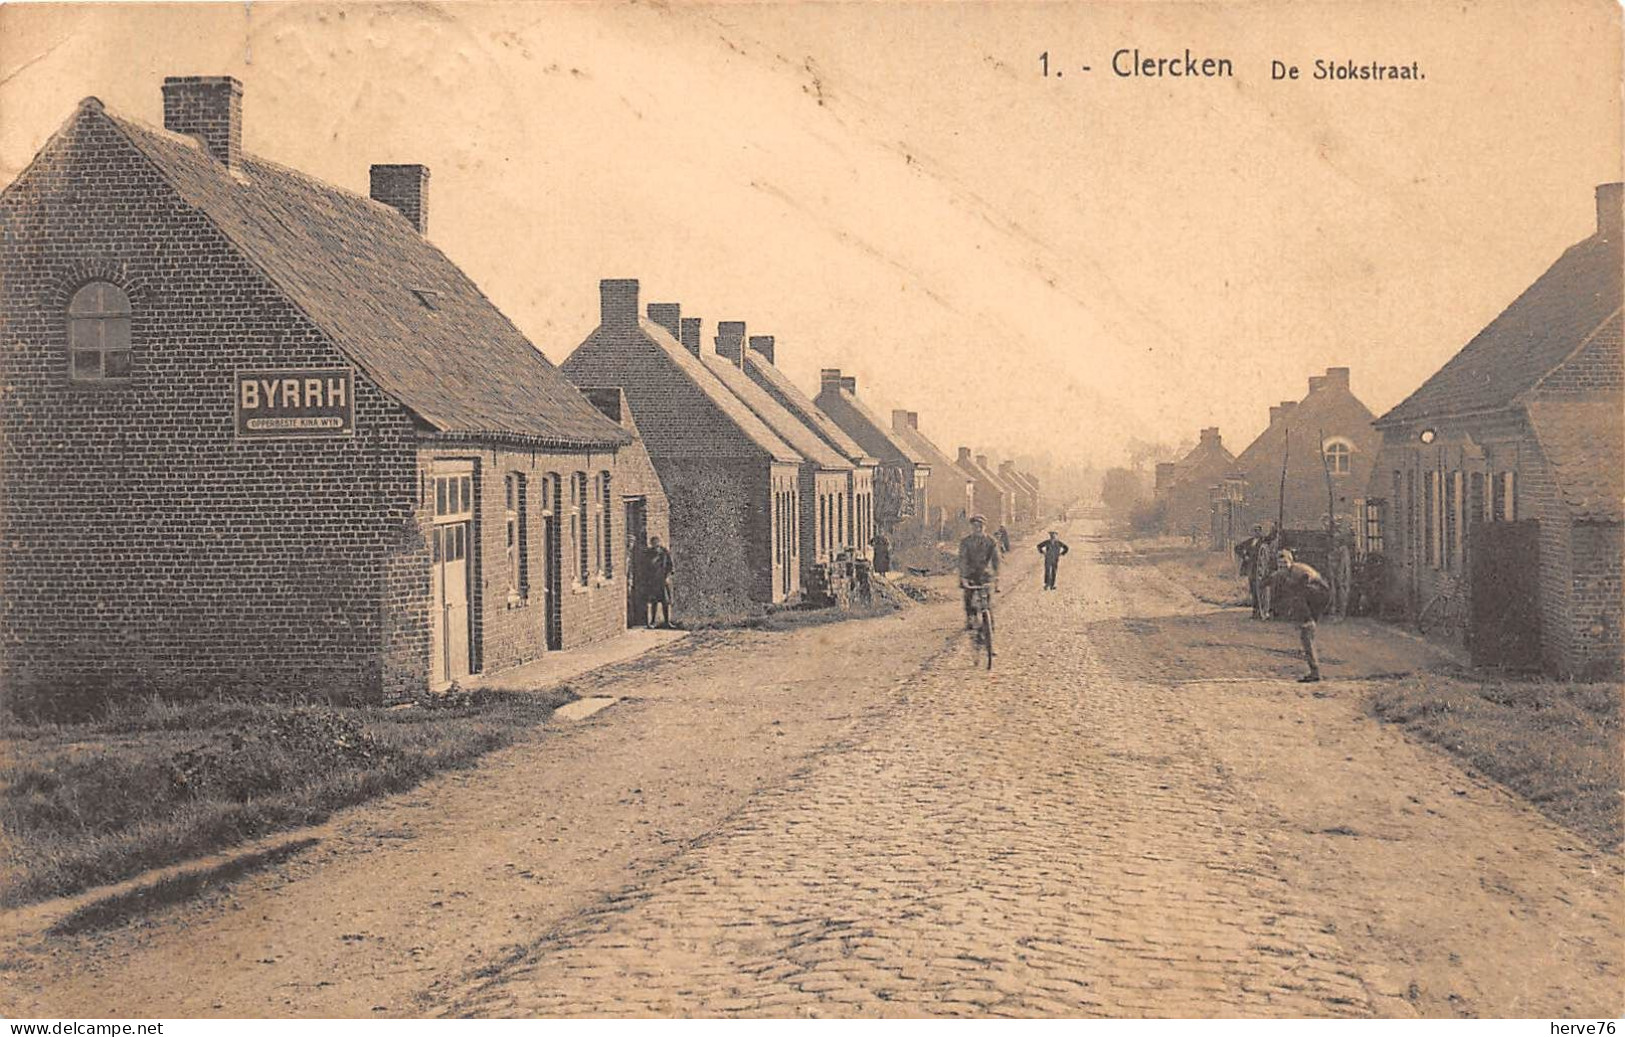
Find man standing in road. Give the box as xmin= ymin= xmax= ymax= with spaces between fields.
xmin=1036 ymin=530 xmax=1070 ymax=590
xmin=641 ymin=535 xmax=676 ymax=629
xmin=958 ymin=515 xmax=1001 ymax=629
xmin=995 ymin=523 xmax=1012 ymax=554
xmin=1273 ymin=548 xmax=1332 ymax=682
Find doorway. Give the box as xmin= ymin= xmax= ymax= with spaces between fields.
xmin=430 ymin=465 xmax=474 ymax=688
xmin=624 ymin=496 xmax=648 ymax=628
xmin=541 ymin=474 xmax=563 ymax=651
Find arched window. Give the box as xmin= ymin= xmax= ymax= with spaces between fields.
xmin=68 ymin=281 xmax=132 ymax=383
xmin=1324 ymin=439 xmax=1353 ymax=475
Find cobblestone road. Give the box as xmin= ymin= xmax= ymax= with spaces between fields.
xmin=442 ymin=533 xmax=1379 ymax=1017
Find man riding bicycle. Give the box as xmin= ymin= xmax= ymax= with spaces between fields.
xmin=959 ymin=514 xmax=1001 ymax=630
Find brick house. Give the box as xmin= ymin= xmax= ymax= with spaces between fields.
xmin=696 ymin=321 xmax=857 ymax=582
xmin=815 ymin=370 xmax=931 ymax=535
xmin=977 ymin=454 xmax=1018 ymax=531
xmin=0 ymin=78 xmax=667 ymax=708
xmin=954 ymin=448 xmax=1014 ymax=530
xmin=737 ymin=334 xmax=880 ymax=563
xmin=999 ymin=461 xmax=1040 ymax=530
xmin=1227 ymin=367 xmax=1379 ymax=543
xmin=890 ymin=411 xmax=974 ymax=538
xmin=1367 ymin=183 xmax=1622 ymax=677
xmin=1155 ymin=428 xmax=1236 ymax=539
xmin=561 ymin=283 xmax=805 ymax=610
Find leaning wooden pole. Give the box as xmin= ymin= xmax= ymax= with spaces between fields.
xmin=1277 ymin=427 xmax=1289 ymax=535
xmin=1319 ymin=428 xmax=1335 ymax=541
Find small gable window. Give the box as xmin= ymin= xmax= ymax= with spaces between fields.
xmin=1324 ymin=439 xmax=1352 ymax=475
xmin=68 ymin=282 xmax=132 ymax=383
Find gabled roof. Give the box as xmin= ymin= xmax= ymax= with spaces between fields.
xmin=1527 ymin=400 xmax=1623 ymax=522
xmin=822 ymin=386 xmax=931 ymax=467
xmin=702 ymin=355 xmax=850 ymax=471
xmin=567 ymin=320 xmax=802 ymax=463
xmin=1377 ymin=229 xmax=1623 ymax=427
xmin=1233 ymin=388 xmax=1376 ymax=480
xmin=892 ymin=423 xmax=970 ymax=483
xmin=744 ymin=355 xmax=877 ymax=466
xmin=78 ymin=104 xmax=629 ymax=448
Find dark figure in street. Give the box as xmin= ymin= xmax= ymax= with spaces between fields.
xmin=641 ymin=535 xmax=676 ymax=629
xmin=869 ymin=531 xmax=892 ymax=575
xmin=995 ymin=524 xmax=1012 ymax=553
xmin=1235 ymin=524 xmax=1266 ymax=616
xmin=1273 ymin=548 xmax=1332 ymax=682
xmin=958 ymin=515 xmax=1001 ymax=629
xmin=1035 ymin=531 xmax=1070 ymax=590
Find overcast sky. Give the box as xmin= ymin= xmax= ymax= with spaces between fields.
xmin=2 ymin=1 xmax=1619 ymax=469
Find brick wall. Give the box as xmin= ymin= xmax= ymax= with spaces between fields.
xmin=0 ymin=104 xmax=420 ymax=710
xmin=1569 ymin=521 xmax=1623 ymax=678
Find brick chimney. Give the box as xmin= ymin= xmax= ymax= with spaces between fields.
xmin=369 ymin=164 xmax=429 ymax=234
xmin=1279 ymin=401 xmax=1297 ymax=420
xmin=162 ymin=75 xmax=242 ymax=170
xmin=907 ymin=411 xmax=919 ymax=429
xmin=1199 ymin=427 xmax=1221 ymax=446
xmin=840 ymin=376 xmax=856 ymax=393
xmin=646 ymin=303 xmax=681 ymax=340
xmin=680 ymin=318 xmax=702 ymax=357
xmin=958 ymin=447 xmax=973 ymax=465
xmin=892 ymin=409 xmax=911 ymax=431
xmin=977 ymin=454 xmax=992 ymax=471
xmin=748 ymin=335 xmax=775 ymax=365
xmin=1324 ymin=367 xmax=1350 ymax=392
xmin=821 ymin=369 xmax=844 ymax=390
xmin=1269 ymin=405 xmax=1283 ymax=425
xmin=1598 ymin=182 xmax=1622 ymax=241
xmin=599 ymin=279 xmax=638 ymax=328
xmin=1308 ymin=375 xmax=1328 ymax=394
xmin=715 ymin=322 xmax=747 ymax=366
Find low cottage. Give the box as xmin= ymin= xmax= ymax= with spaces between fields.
xmin=890 ymin=411 xmax=974 ymax=538
xmin=0 ymin=78 xmax=663 ymax=707
xmin=561 ymin=284 xmax=805 ymax=611
xmin=816 ymin=369 xmax=932 ymax=536
xmin=1367 ymin=183 xmax=1622 ymax=677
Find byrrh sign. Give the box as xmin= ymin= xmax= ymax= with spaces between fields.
xmin=235 ymin=368 xmax=355 ymax=438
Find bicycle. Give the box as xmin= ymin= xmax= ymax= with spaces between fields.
xmin=1417 ymin=582 xmax=1467 ymax=638
xmin=963 ymin=581 xmax=995 ymax=670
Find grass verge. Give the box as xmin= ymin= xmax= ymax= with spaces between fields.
xmin=1 ymin=687 xmax=574 ymax=908
xmin=1369 ymin=675 xmax=1622 ymax=852
xmin=1127 ymin=536 xmax=1252 ymax=607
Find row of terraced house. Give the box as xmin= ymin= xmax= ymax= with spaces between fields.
xmin=1154 ymin=182 xmax=1623 ymax=679
xmin=0 ymin=76 xmax=1044 ymax=710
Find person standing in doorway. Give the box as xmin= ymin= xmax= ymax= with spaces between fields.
xmin=641 ymin=535 xmax=675 ymax=629
xmin=1036 ymin=531 xmax=1070 ymax=590
xmin=869 ymin=530 xmax=893 ymax=575
xmin=1274 ymin=548 xmax=1332 ymax=682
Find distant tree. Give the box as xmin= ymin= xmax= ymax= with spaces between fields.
xmin=1100 ymin=467 xmax=1147 ymax=517
xmin=874 ymin=465 xmax=914 ymax=533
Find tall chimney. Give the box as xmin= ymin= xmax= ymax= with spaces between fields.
xmin=1269 ymin=405 xmax=1283 ymax=425
xmin=599 ymin=279 xmax=638 ymax=328
xmin=1308 ymin=375 xmax=1327 ymax=394
xmin=715 ymin=321 xmax=746 ymax=366
xmin=646 ymin=303 xmax=681 ymax=340
xmin=370 ymin=164 xmax=429 ymax=234
xmin=679 ymin=318 xmax=702 ymax=356
xmin=1598 ymin=182 xmax=1623 ymax=240
xmin=840 ymin=376 xmax=856 ymax=393
xmin=162 ymin=75 xmax=242 ymax=169
xmin=907 ymin=411 xmax=919 ymax=429
xmin=958 ymin=447 xmax=973 ymax=465
xmin=1324 ymin=366 xmax=1350 ymax=392
xmin=892 ymin=409 xmax=911 ymax=431
xmin=821 ymin=368 xmax=844 ymax=389
xmin=748 ymin=335 xmax=775 ymax=365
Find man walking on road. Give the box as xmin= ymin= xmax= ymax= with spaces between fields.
xmin=1036 ymin=531 xmax=1070 ymax=590
xmin=958 ymin=515 xmax=1001 ymax=629
xmin=1274 ymin=548 xmax=1332 ymax=682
